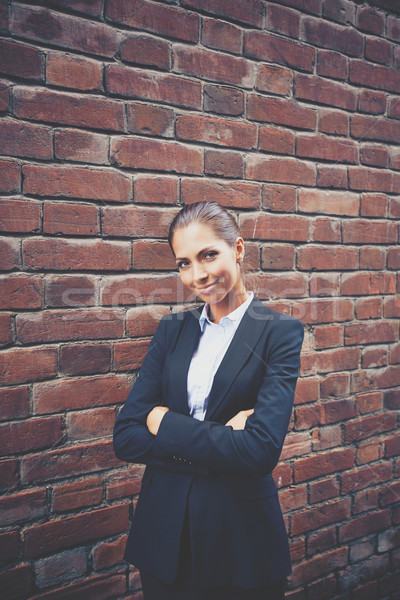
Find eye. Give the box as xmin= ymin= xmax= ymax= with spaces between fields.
xmin=204 ymin=251 xmax=217 ymax=260
xmin=177 ymin=260 xmax=189 ymax=270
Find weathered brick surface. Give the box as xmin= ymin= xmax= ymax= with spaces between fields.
xmin=1 ymin=1 xmax=399 ymax=598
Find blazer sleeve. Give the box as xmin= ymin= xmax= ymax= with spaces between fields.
xmin=152 ymin=316 xmax=304 ymax=476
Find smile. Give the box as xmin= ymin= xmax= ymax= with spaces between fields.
xmin=195 ymin=280 xmax=219 ymax=294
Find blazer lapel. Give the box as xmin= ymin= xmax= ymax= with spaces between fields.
xmin=205 ymin=297 xmax=273 ymax=421
xmin=168 ymin=308 xmax=202 ymax=416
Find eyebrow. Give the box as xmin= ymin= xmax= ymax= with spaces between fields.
xmin=175 ymin=246 xmax=216 ymax=261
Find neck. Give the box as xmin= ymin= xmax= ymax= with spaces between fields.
xmin=208 ymin=288 xmax=249 ymax=324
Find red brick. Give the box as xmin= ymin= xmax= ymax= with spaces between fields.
xmin=298 ymin=189 xmax=358 ymax=216
xmin=359 ymin=247 xmax=385 ymax=270
xmin=14 ymin=87 xmax=124 ymax=132
xmin=248 ymin=94 xmax=317 ymax=130
xmin=0 ymin=488 xmax=47 ymax=525
xmin=318 ymin=109 xmax=349 ymax=135
xmin=0 ymin=386 xmax=29 ymax=421
xmin=52 ymin=476 xmax=104 ymax=512
xmin=23 ymin=165 xmax=131 ymax=202
xmin=0 ymin=530 xmax=19 ymax=565
xmin=339 ymin=509 xmax=390 ymax=542
xmin=182 ymin=0 xmax=264 ymax=28
xmin=360 ymin=144 xmax=389 ymax=168
xmin=16 ymin=309 xmax=124 ymax=344
xmin=256 ymin=64 xmax=292 ymax=96
xmin=350 ymin=59 xmax=400 ymax=94
xmin=202 ymin=17 xmax=242 ymax=54
xmin=294 ymin=403 xmax=323 ymax=429
xmin=0 ymin=1 xmax=8 ymax=30
xmin=46 ymin=52 xmax=102 ymax=90
xmin=358 ymin=89 xmax=387 ymax=114
xmin=262 ymin=185 xmax=296 ymax=212
xmin=12 ymin=4 xmax=118 ymax=56
xmin=44 ymin=0 xmax=103 ymax=17
xmin=21 ymin=440 xmax=118 ymax=485
xmin=293 ymin=298 xmax=352 ymax=325
xmin=0 ymin=313 xmax=13 ymax=347
xmin=127 ymin=103 xmax=174 ymax=138
xmin=45 ymin=275 xmax=97 ymax=308
xmin=120 ymin=34 xmax=170 ymax=70
xmin=246 ymin=156 xmax=315 ymax=186
xmin=33 ymin=374 xmax=131 ymax=414
xmin=181 ymin=178 xmax=260 ymax=214
xmin=360 ymin=193 xmax=387 ymax=217
xmin=92 ymin=535 xmax=128 ymax=570
xmin=126 ymin=305 xmax=170 ymax=338
xmin=351 ymin=113 xmax=400 ymax=143
xmin=381 ymin=480 xmax=400 ymax=506
xmin=0 ymin=564 xmax=32 ymax=600
xmin=351 ymin=365 xmax=400 ymax=394
xmin=345 ymin=320 xmax=398 ymax=345
xmin=320 ymin=373 xmax=350 ymax=398
xmin=0 ymin=198 xmax=40 ymax=233
xmin=111 ymin=136 xmax=203 ymax=174
xmin=205 ymin=150 xmax=244 ymax=178
xmin=384 ymin=296 xmax=400 ymax=318
xmin=102 ymin=205 xmax=177 ymax=238
xmin=31 ymin=572 xmax=127 ymax=599
xmin=343 ymin=219 xmax=396 ymax=244
xmin=253 ymin=273 xmax=308 ymax=300
xmin=357 ymin=6 xmax=385 ymax=35
xmin=344 ymin=412 xmax=396 ymax=443
xmin=60 ymin=343 xmax=111 ymax=376
xmin=259 ymin=126 xmax=295 ymax=155
xmin=301 ymin=347 xmax=360 ymax=376
xmin=357 ymin=391 xmax=383 ymax=414
xmin=174 ymin=45 xmax=254 ymax=88
xmin=297 ymin=133 xmax=358 ymax=163
xmin=261 ymin=244 xmax=294 ymax=271
xmin=309 ymin=477 xmax=339 ymax=504
xmin=291 ymin=498 xmax=350 ymax=535
xmin=0 ymin=274 xmax=42 ymax=310
xmin=266 ymin=4 xmax=300 ymax=37
xmin=355 ymin=297 xmax=382 ymax=320
xmin=107 ymin=0 xmax=199 ymax=42
xmin=106 ymin=467 xmax=144 ymax=500
xmin=0 ymin=81 xmax=9 ymax=113
xmin=317 ymin=165 xmax=348 ymax=189
xmin=385 ymin=433 xmax=400 ymax=459
xmin=0 ymin=459 xmax=19 ymax=492
xmin=0 ymin=160 xmax=20 ymax=194
xmin=317 ymin=49 xmax=348 ymax=80
xmin=295 ymin=73 xmax=357 ymax=110
xmin=290 ymin=547 xmax=347 ymax=587
xmin=1 ymin=416 xmax=62 ymax=456
xmin=105 ymin=64 xmax=201 ymax=109
xmin=314 ymin=324 xmax=343 ymax=348
xmin=23 ymin=238 xmax=130 ymax=271
xmin=34 ymin=547 xmax=87 ymax=589
xmin=281 ymin=433 xmax=311 ymax=461
xmin=349 ymin=166 xmax=398 ymax=193
xmin=25 ymin=504 xmax=129 ymax=558
xmin=245 ymin=31 xmax=314 ymax=73
xmin=43 ymin=202 xmax=98 ymax=236
xmin=67 ymin=407 xmax=115 ymax=441
xmin=362 ymin=346 xmax=387 ymax=369
xmin=0 ymin=38 xmax=43 ymax=80
xmin=294 ymin=448 xmax=354 ymax=483
xmin=302 ymin=16 xmax=363 ymax=57
xmin=388 ymin=14 xmax=400 ymax=41
xmin=309 ymin=273 xmax=340 ymax=297
xmin=203 ymin=84 xmax=244 ymax=116
xmin=356 ymin=438 xmax=384 ymax=465
xmin=134 ymin=175 xmax=179 ymax=205
xmin=240 ymin=213 xmax=308 ymax=242
xmin=297 ymin=245 xmax=358 ymax=271
xmin=389 ymin=96 xmax=400 ymax=120
xmin=54 ymin=130 xmax=109 ymax=164
xmin=279 ymin=484 xmax=308 ymax=513
xmin=365 ymin=37 xmax=393 ymax=66
xmin=390 ymin=149 xmax=400 ymax=171
xmin=0 ymin=119 xmax=52 ymax=160
xmin=176 ymin=113 xmax=256 ymax=150
xmin=114 ymin=339 xmax=150 ymax=371
xmin=101 ymin=274 xmax=185 ymax=306
xmin=0 ymin=347 xmax=57 ymax=385
xmin=310 ymin=217 xmax=341 ymax=242
xmin=388 ymin=247 xmax=400 ymax=269
xmin=323 ymin=0 xmax=356 ymax=23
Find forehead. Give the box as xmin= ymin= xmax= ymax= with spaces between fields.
xmin=172 ymin=222 xmax=225 ymax=256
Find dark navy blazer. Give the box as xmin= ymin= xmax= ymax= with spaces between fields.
xmin=113 ymin=296 xmax=304 ymax=588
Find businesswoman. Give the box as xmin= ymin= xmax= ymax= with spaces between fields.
xmin=114 ymin=201 xmax=304 ymax=599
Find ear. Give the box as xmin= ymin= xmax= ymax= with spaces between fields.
xmin=234 ymin=237 xmax=245 ymax=263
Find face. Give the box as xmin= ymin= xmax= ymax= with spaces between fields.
xmin=171 ymin=222 xmax=246 ymax=314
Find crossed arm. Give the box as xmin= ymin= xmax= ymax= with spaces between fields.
xmin=147 ymin=406 xmax=254 ymax=434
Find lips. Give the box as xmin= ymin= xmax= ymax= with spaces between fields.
xmin=195 ymin=280 xmax=219 ymax=295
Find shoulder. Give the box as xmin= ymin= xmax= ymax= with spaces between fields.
xmin=248 ymin=297 xmax=304 ymax=338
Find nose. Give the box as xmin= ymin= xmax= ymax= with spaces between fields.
xmin=192 ymin=262 xmax=208 ymax=284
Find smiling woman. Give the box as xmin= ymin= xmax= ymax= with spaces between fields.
xmin=113 ymin=201 xmax=304 ymax=599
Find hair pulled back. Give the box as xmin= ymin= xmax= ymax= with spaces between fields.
xmin=168 ymin=201 xmax=240 ymax=253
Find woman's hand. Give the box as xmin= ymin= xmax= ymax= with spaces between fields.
xmin=225 ymin=409 xmax=254 ymax=430
xmin=147 ymin=406 xmax=169 ymax=435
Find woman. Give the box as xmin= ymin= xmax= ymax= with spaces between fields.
xmin=114 ymin=201 xmax=304 ymax=599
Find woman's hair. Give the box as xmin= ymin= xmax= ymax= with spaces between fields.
xmin=168 ymin=201 xmax=240 ymax=252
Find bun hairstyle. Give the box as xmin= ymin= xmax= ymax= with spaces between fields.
xmin=168 ymin=201 xmax=240 ymax=253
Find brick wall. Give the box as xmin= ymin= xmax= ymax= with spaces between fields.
xmin=0 ymin=0 xmax=399 ymax=598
